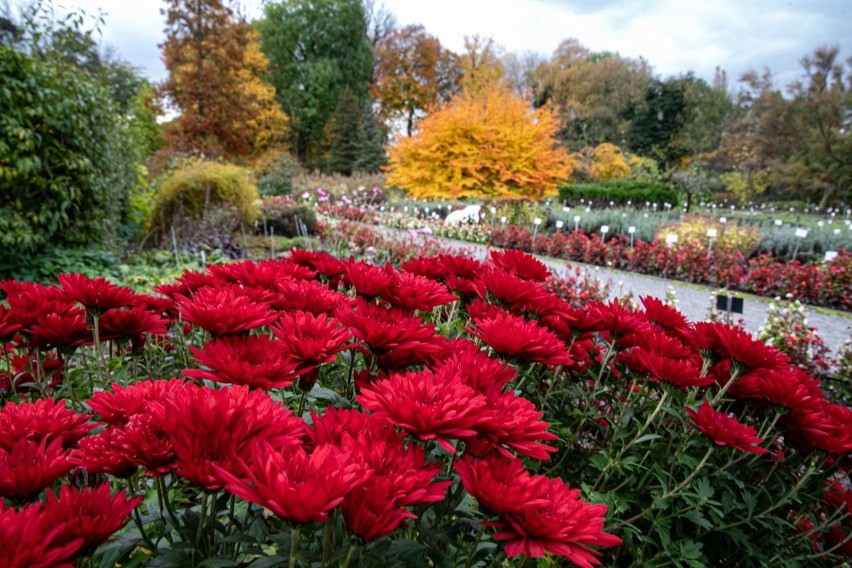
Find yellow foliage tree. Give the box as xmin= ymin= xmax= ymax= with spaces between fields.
xmin=386 ymin=84 xmax=572 ymax=199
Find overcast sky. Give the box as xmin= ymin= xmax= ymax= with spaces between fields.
xmin=34 ymin=0 xmax=852 ymax=91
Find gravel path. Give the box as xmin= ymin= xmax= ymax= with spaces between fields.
xmin=385 ymin=228 xmax=852 ymax=358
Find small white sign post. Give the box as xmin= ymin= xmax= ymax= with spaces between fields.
xmin=574 ymin=215 xmax=581 ymax=232
xmin=600 ymin=225 xmax=610 ymax=242
xmin=665 ymin=233 xmax=679 ymax=248
xmin=628 ymin=226 xmax=636 ymax=247
xmin=707 ymin=228 xmax=718 ymax=256
xmin=793 ymin=228 xmax=808 ymax=259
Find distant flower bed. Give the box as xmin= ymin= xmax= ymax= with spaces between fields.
xmin=0 ymin=249 xmax=849 ymax=566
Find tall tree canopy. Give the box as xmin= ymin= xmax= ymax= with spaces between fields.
xmin=159 ymin=0 xmax=287 ymax=159
xmin=386 ymin=84 xmax=571 ymax=199
xmin=371 ymin=24 xmax=457 ymax=137
xmin=260 ymin=0 xmax=373 ymax=167
xmin=531 ymin=39 xmax=652 ymax=149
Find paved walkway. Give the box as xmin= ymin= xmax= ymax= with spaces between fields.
xmin=404 ymin=231 xmax=852 ymax=358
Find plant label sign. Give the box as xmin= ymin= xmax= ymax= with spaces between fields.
xmin=556 ymin=220 xmax=564 ymax=229
xmin=665 ymin=233 xmax=678 ymax=245
xmin=600 ymin=225 xmax=610 ymax=234
xmin=795 ymin=228 xmax=809 ymax=238
xmin=628 ymin=226 xmax=636 ymax=234
xmin=825 ymin=251 xmax=838 ymax=262
xmin=716 ymin=294 xmax=744 ymax=314
xmin=707 ymin=228 xmax=718 ymax=238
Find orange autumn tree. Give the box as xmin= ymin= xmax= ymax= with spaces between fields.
xmin=386 ymin=84 xmax=572 ymax=199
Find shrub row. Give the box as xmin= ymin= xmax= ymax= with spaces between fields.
xmin=558 ymin=180 xmax=680 ymax=208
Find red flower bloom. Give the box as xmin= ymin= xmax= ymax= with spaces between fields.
xmin=41 ymin=484 xmax=142 ymax=554
xmin=621 ymin=348 xmax=711 ymax=389
xmin=469 ymin=310 xmax=573 ymax=367
xmin=0 ymin=437 xmax=72 ymax=499
xmin=489 ymin=249 xmax=550 ymax=282
xmin=479 ymin=269 xmax=568 ymax=318
xmin=272 ymin=277 xmax=346 ymax=316
xmin=709 ymin=324 xmax=790 ymax=373
xmin=0 ymin=353 xmax=64 ymax=393
xmin=431 ymin=338 xmax=516 ymax=396
xmin=186 ymin=335 xmax=299 ymax=390
xmin=70 ymin=426 xmax=137 ymax=478
xmin=27 ymin=309 xmax=92 ymax=351
xmin=588 ymin=300 xmax=652 ymax=341
xmin=488 ymin=475 xmax=622 ymax=565
xmin=272 ymin=311 xmax=353 ymax=384
xmin=150 ymin=384 xmax=306 ymax=489
xmin=121 ymin=413 xmax=176 ymax=476
xmin=216 ymin=440 xmax=368 ymax=523
xmin=0 ymin=398 xmax=93 ymax=450
xmin=783 ymin=399 xmax=852 ymax=454
xmin=342 ymin=260 xmax=396 ymax=298
xmin=0 ymin=501 xmax=81 ymax=568
xmin=208 ymin=258 xmax=316 ymax=289
xmin=730 ymin=368 xmax=823 ymax=409
xmin=176 ymin=286 xmax=276 ymax=336
xmin=337 ymin=300 xmax=441 ymax=369
xmin=0 ymin=305 xmax=22 ymax=342
xmin=473 ymin=391 xmax=558 ymax=460
xmin=57 ymin=273 xmax=135 ymax=314
xmin=342 ymin=483 xmax=415 ymax=541
xmin=686 ymin=402 xmax=769 ymax=454
xmin=287 ymin=249 xmax=345 ymax=280
xmin=455 ymin=454 xmax=551 ymax=514
xmin=87 ymin=378 xmax=189 ymax=425
xmin=381 ymin=271 xmax=458 ymax=312
xmin=98 ymin=306 xmax=169 ymax=343
xmin=640 ymin=296 xmax=688 ymax=335
xmin=357 ymin=366 xmax=489 ymax=453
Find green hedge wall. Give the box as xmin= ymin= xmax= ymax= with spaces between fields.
xmin=558 ymin=180 xmax=680 ymax=208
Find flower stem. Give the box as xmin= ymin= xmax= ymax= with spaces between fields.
xmin=343 ymin=544 xmax=358 ymax=568
xmin=465 ymin=524 xmax=485 ymax=568
xmin=289 ymin=526 xmax=300 ymax=568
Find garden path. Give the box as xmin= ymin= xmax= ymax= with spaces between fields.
xmin=378 ymin=227 xmax=852 ymax=359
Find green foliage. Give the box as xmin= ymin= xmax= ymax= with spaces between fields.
xmin=260 ymin=202 xmax=318 ymax=238
xmin=256 ymin=153 xmax=303 ymax=197
xmin=0 ymin=246 xmax=120 ymax=283
xmin=0 ymin=44 xmax=137 ymax=259
xmin=149 ymin=160 xmax=260 ymax=237
xmin=559 ymin=180 xmax=680 ymax=208
xmin=260 ymin=0 xmax=374 ymax=167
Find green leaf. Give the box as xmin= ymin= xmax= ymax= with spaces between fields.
xmin=684 ymin=509 xmax=713 ymax=530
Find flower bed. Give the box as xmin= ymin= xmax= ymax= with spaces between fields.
xmin=0 ymin=250 xmax=850 ymax=566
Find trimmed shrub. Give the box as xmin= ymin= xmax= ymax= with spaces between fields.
xmin=558 ymin=180 xmax=680 ymax=208
xmin=259 ymin=200 xmax=318 ymax=238
xmin=255 ymin=153 xmax=302 ymax=197
xmin=149 ymin=161 xmax=259 ymax=241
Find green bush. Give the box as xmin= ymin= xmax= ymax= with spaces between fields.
xmin=259 ymin=201 xmax=318 ymax=238
xmin=149 ymin=161 xmax=259 ymax=239
xmin=0 ymin=45 xmax=137 ymax=259
xmin=559 ymin=180 xmax=680 ymax=208
xmin=256 ymin=153 xmax=302 ymax=197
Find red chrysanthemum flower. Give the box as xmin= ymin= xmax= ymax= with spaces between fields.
xmin=357 ymin=366 xmax=489 ymax=453
xmin=216 ymin=440 xmax=369 ymax=524
xmin=98 ymin=306 xmax=169 ymax=343
xmin=176 ymin=286 xmax=276 ymax=336
xmin=288 ymin=249 xmax=346 ymax=280
xmin=0 ymin=398 xmax=93 ymax=450
xmin=272 ymin=311 xmax=354 ymax=385
xmin=473 ymin=391 xmax=559 ymax=460
xmin=686 ymin=402 xmax=769 ymax=454
xmin=341 ymin=482 xmax=415 ymax=541
xmin=640 ymin=296 xmax=689 ymax=336
xmin=401 ymin=256 xmax=446 ymax=280
xmin=468 ymin=310 xmax=573 ymax=367
xmin=489 ymin=249 xmax=550 ymax=282
xmin=87 ymin=378 xmax=189 ymax=425
xmin=342 ymin=260 xmax=397 ymax=298
xmin=27 ymin=309 xmax=92 ymax=351
xmin=208 ymin=258 xmax=316 ymax=289
xmin=588 ymin=300 xmax=652 ymax=342
xmin=715 ymin=325 xmax=791 ymax=373
xmin=444 ymin=273 xmax=486 ymax=298
xmin=729 ymin=367 xmax=824 ymax=409
xmin=0 ymin=437 xmax=72 ymax=499
xmin=337 ymin=300 xmax=442 ymax=369
xmin=0 ymin=305 xmax=22 ymax=342
xmin=41 ymin=484 xmax=142 ymax=554
xmin=272 ymin=277 xmax=346 ymax=316
xmin=186 ymin=335 xmax=299 ymax=390
xmin=121 ymin=413 xmax=176 ymax=476
xmin=150 ymin=384 xmax=306 ymax=489
xmin=455 ymin=454 xmax=551 ymax=514
xmin=1 ymin=353 xmax=64 ymax=393
xmin=152 ymin=268 xmax=222 ymax=302
xmin=57 ymin=273 xmax=136 ymax=315
xmin=488 ymin=475 xmax=622 ymax=566
xmin=438 ymin=253 xmax=486 ymax=279
xmin=381 ymin=270 xmax=458 ymax=312
xmin=2 ymin=281 xmax=71 ymax=333
xmin=620 ymin=348 xmax=711 ymax=389
xmin=783 ymin=399 xmax=852 ymax=454
xmin=70 ymin=426 xmax=137 ymax=478
xmin=0 ymin=501 xmax=81 ymax=568
xmin=479 ymin=269 xmax=569 ymax=318
xmin=431 ymin=338 xmax=516 ymax=396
